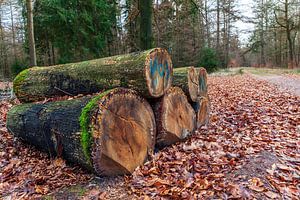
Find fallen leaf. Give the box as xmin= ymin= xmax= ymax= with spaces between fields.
xmin=265 ymin=191 xmax=279 ymax=199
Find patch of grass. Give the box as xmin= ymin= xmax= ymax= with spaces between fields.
xmin=79 ymin=90 xmax=112 ymax=163
xmin=244 ymin=67 xmax=300 ymax=76
xmin=237 ymin=68 xmax=244 ymax=75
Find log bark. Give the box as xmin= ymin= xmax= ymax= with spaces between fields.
xmin=13 ymin=48 xmax=173 ymax=102
xmin=7 ymin=88 xmax=156 ymax=176
xmin=152 ymin=87 xmax=196 ymax=148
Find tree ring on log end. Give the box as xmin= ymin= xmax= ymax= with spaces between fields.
xmin=91 ymin=88 xmax=156 ymax=176
xmin=199 ymin=67 xmax=208 ymax=97
xmin=197 ymin=97 xmax=210 ymax=128
xmin=187 ymin=67 xmax=200 ymax=102
xmin=158 ymin=87 xmax=196 ymax=147
xmin=145 ymin=48 xmax=173 ymax=98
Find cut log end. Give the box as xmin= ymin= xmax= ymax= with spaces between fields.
xmin=187 ymin=67 xmax=200 ymax=102
xmin=145 ymin=48 xmax=173 ymax=98
xmin=199 ymin=67 xmax=208 ymax=97
xmin=91 ymin=88 xmax=156 ymax=176
xmin=196 ymin=97 xmax=210 ymax=128
xmin=156 ymin=87 xmax=196 ymax=148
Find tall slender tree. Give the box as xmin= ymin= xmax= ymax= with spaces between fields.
xmin=26 ymin=0 xmax=36 ymax=66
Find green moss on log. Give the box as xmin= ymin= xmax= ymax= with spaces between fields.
xmin=79 ymin=90 xmax=112 ymax=162
xmin=13 ymin=68 xmax=30 ymax=94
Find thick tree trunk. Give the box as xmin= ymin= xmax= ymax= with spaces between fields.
xmin=13 ymin=48 xmax=172 ymax=102
xmin=152 ymin=87 xmax=196 ymax=148
xmin=173 ymin=67 xmax=209 ymax=128
xmin=139 ymin=0 xmax=153 ymax=50
xmin=7 ymin=88 xmax=156 ymax=176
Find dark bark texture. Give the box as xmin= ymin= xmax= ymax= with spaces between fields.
xmin=7 ymin=88 xmax=156 ymax=176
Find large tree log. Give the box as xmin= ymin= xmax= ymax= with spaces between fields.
xmin=13 ymin=48 xmax=173 ymax=102
xmin=7 ymin=88 xmax=156 ymax=176
xmin=152 ymin=87 xmax=196 ymax=148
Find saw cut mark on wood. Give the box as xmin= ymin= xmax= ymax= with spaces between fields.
xmin=145 ymin=48 xmax=173 ymax=97
xmin=91 ymin=89 xmax=156 ymax=175
xmin=187 ymin=67 xmax=200 ymax=102
xmin=13 ymin=48 xmax=173 ymax=102
xmin=196 ymin=97 xmax=210 ymax=128
xmin=199 ymin=67 xmax=208 ymax=97
xmin=154 ymin=87 xmax=196 ymax=148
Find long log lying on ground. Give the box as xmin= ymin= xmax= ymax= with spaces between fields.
xmin=152 ymin=87 xmax=196 ymax=148
xmin=173 ymin=67 xmax=210 ymax=128
xmin=7 ymin=88 xmax=156 ymax=176
xmin=13 ymin=48 xmax=173 ymax=102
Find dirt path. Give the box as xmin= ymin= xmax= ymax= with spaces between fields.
xmin=251 ymin=74 xmax=300 ymax=96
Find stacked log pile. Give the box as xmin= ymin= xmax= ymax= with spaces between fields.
xmin=7 ymin=48 xmax=210 ymax=176
xmin=173 ymin=67 xmax=210 ymax=128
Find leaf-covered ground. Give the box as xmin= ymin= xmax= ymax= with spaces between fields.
xmin=0 ymin=74 xmax=299 ymax=199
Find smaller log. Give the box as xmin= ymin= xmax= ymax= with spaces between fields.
xmin=195 ymin=97 xmax=210 ymax=128
xmin=198 ymin=67 xmax=208 ymax=98
xmin=152 ymin=87 xmax=196 ymax=148
xmin=173 ymin=67 xmax=199 ymax=102
xmin=196 ymin=67 xmax=209 ymax=127
xmin=173 ymin=67 xmax=210 ymax=128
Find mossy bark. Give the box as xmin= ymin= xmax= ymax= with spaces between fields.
xmin=14 ymin=48 xmax=173 ymax=102
xmin=7 ymin=88 xmax=156 ymax=176
xmin=151 ymin=87 xmax=196 ymax=148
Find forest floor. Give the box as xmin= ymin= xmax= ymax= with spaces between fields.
xmin=0 ymin=68 xmax=299 ymax=199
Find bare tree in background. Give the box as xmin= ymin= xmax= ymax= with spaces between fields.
xmin=26 ymin=0 xmax=36 ymax=66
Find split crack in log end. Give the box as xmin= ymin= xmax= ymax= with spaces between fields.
xmin=91 ymin=88 xmax=155 ymax=176
xmin=154 ymin=87 xmax=196 ymax=148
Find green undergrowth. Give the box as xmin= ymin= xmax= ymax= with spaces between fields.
xmin=79 ymin=89 xmax=112 ymax=163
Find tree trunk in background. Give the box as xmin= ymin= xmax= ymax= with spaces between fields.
xmin=0 ymin=7 xmax=9 ymax=79
xmin=26 ymin=0 xmax=37 ymax=66
xmin=10 ymin=2 xmax=17 ymax=62
xmin=139 ymin=0 xmax=153 ymax=50
xmin=216 ymin=0 xmax=220 ymax=53
xmin=284 ymin=0 xmax=294 ymax=67
xmin=204 ymin=0 xmax=211 ymax=48
xmin=260 ymin=0 xmax=265 ymax=66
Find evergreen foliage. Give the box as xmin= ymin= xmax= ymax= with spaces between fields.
xmin=198 ymin=47 xmax=220 ymax=73
xmin=33 ymin=0 xmax=115 ymax=64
